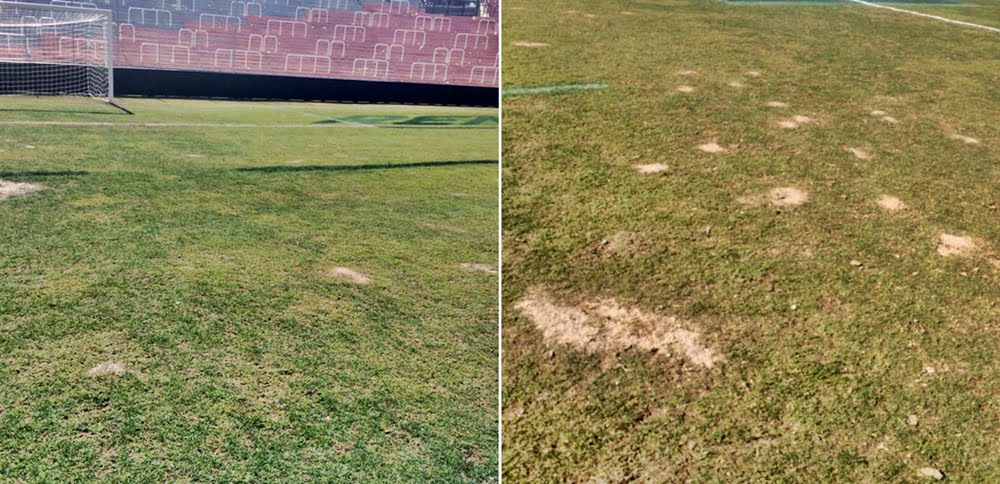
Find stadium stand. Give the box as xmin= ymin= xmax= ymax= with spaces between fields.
xmin=4 ymin=0 xmax=498 ymax=87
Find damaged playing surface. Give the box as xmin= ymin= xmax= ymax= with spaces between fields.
xmin=0 ymin=98 xmax=499 ymax=481
xmin=503 ymin=0 xmax=999 ymax=481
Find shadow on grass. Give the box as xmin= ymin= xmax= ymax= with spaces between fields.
xmin=0 ymin=170 xmax=89 ymax=179
xmin=235 ymin=159 xmax=497 ymax=173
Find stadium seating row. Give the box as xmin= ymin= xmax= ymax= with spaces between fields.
xmin=6 ymin=0 xmax=498 ymax=86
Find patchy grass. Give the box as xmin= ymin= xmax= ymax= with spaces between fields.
xmin=503 ymin=0 xmax=999 ymax=482
xmin=0 ymin=97 xmax=498 ymax=481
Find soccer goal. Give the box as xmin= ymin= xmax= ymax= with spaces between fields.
xmin=0 ymin=0 xmax=114 ymax=104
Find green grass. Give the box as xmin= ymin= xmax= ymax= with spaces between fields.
xmin=0 ymin=97 xmax=498 ymax=481
xmin=502 ymin=1 xmax=999 ymax=482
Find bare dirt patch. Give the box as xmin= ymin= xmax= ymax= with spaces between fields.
xmin=514 ymin=288 xmax=723 ymax=368
xmin=766 ymin=101 xmax=789 ymax=108
xmin=949 ymin=134 xmax=980 ymax=145
xmin=936 ymin=233 xmax=977 ymax=257
xmin=592 ymin=231 xmax=649 ymax=259
xmin=870 ymin=110 xmax=899 ymax=124
xmin=0 ymin=179 xmax=45 ymax=201
xmin=324 ymin=267 xmax=371 ymax=284
xmin=769 ymin=187 xmax=808 ymax=207
xmin=697 ymin=142 xmax=726 ymax=153
xmin=778 ymin=115 xmax=813 ymax=129
xmin=87 ymin=361 xmax=126 ymax=378
xmin=845 ymin=147 xmax=873 ymax=160
xmin=741 ymin=187 xmax=808 ymax=207
xmin=728 ymin=81 xmax=744 ymax=88
xmin=877 ymin=195 xmax=906 ymax=211
xmin=634 ymin=163 xmax=668 ymax=174
xmin=746 ymin=70 xmax=762 ymax=77
xmin=677 ymin=70 xmax=697 ymax=76
xmin=513 ymin=41 xmax=550 ymax=48
xmin=4 ymin=330 xmax=143 ymax=385
xmin=676 ymin=85 xmax=695 ymax=93
xmin=918 ymin=468 xmax=945 ymax=480
xmin=460 ymin=263 xmax=497 ymax=275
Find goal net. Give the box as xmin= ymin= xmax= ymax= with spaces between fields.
xmin=0 ymin=0 xmax=113 ymax=103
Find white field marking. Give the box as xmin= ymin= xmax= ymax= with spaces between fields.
xmin=513 ymin=41 xmax=550 ymax=48
xmin=847 ymin=0 xmax=1000 ymax=33
xmin=0 ymin=121 xmax=474 ymax=129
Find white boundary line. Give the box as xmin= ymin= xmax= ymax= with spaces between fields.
xmin=0 ymin=121 xmax=493 ymax=128
xmin=847 ymin=0 xmax=1000 ymax=33
xmin=0 ymin=121 xmax=370 ymax=128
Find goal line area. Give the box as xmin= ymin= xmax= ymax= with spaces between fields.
xmin=0 ymin=0 xmax=114 ymax=104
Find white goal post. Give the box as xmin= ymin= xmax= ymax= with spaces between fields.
xmin=0 ymin=0 xmax=114 ymax=103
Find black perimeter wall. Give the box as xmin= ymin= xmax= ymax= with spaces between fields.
xmin=0 ymin=65 xmax=498 ymax=107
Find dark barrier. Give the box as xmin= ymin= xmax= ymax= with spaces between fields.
xmin=114 ymin=67 xmax=498 ymax=107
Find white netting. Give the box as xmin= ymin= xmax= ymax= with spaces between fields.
xmin=0 ymin=1 xmax=111 ymax=101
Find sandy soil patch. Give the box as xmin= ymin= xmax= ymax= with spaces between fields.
xmin=845 ymin=147 xmax=873 ymax=160
xmin=697 ymin=142 xmax=726 ymax=153
xmin=768 ymin=187 xmax=808 ymax=206
xmin=87 ymin=361 xmax=126 ymax=377
xmin=634 ymin=163 xmax=668 ymax=174
xmin=949 ymin=134 xmax=980 ymax=145
xmin=918 ymin=468 xmax=944 ymax=480
xmin=0 ymin=179 xmax=45 ymax=201
xmin=514 ymin=288 xmax=722 ymax=368
xmin=324 ymin=267 xmax=371 ymax=284
xmin=778 ymin=115 xmax=813 ymax=129
xmin=870 ymin=110 xmax=899 ymax=123
xmin=936 ymin=233 xmax=977 ymax=257
xmin=676 ymin=85 xmax=694 ymax=93
xmin=460 ymin=263 xmax=497 ymax=275
xmin=876 ymin=195 xmax=906 ymax=211
xmin=513 ymin=41 xmax=549 ymax=48
xmin=746 ymin=70 xmax=762 ymax=77
xmin=766 ymin=101 xmax=789 ymax=108
xmin=740 ymin=187 xmax=808 ymax=207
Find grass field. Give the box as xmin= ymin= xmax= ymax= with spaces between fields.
xmin=0 ymin=97 xmax=498 ymax=481
xmin=502 ymin=1 xmax=999 ymax=482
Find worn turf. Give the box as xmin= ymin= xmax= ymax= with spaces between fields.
xmin=503 ymin=1 xmax=998 ymax=482
xmin=0 ymin=97 xmax=498 ymax=481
